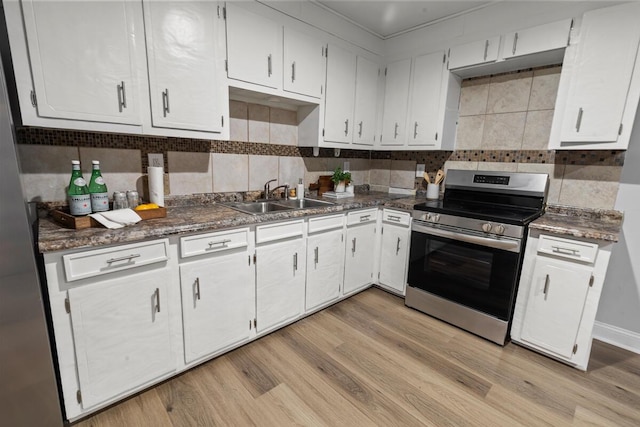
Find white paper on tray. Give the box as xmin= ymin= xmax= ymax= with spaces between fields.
xmin=90 ymin=209 xmax=142 ymax=229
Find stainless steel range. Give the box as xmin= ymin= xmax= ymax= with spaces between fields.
xmin=406 ymin=169 xmax=548 ymax=345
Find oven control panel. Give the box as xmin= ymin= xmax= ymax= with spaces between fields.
xmin=412 ymin=210 xmax=523 ymax=239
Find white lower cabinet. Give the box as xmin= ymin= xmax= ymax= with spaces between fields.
xmin=377 ymin=209 xmax=411 ymax=295
xmin=343 ymin=209 xmax=378 ymax=295
xmin=255 ymin=220 xmax=306 ymax=333
xmin=305 ymin=214 xmax=345 ymax=311
xmin=511 ymin=232 xmax=613 ymax=371
xmin=179 ymin=228 xmax=254 ymax=364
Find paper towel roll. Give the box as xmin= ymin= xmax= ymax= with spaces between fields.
xmin=148 ymin=166 xmax=165 ymax=207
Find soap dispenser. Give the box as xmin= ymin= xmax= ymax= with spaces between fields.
xmin=297 ymin=178 xmax=304 ymax=199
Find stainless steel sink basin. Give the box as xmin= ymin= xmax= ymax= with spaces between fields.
xmin=272 ymin=198 xmax=335 ymax=209
xmin=224 ymin=198 xmax=334 ymax=215
xmin=225 ymin=201 xmax=295 ymax=215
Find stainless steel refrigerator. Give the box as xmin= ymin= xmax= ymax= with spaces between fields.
xmin=0 ymin=58 xmax=64 ymax=425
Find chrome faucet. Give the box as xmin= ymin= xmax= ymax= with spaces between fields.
xmin=270 ymin=184 xmax=290 ymax=200
xmin=263 ymin=179 xmax=277 ymax=199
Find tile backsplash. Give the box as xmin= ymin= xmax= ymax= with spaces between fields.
xmin=16 ymin=68 xmax=626 ymax=210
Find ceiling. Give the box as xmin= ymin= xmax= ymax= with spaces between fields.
xmin=314 ymin=1 xmax=497 ymax=39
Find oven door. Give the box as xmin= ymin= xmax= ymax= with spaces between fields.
xmin=408 ymin=221 xmax=522 ymax=321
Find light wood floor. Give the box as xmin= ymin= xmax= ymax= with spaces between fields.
xmin=74 ymin=288 xmax=640 ymax=426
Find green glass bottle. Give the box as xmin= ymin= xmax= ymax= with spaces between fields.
xmin=88 ymin=160 xmax=109 ymax=212
xmin=67 ymin=160 xmax=91 ymax=215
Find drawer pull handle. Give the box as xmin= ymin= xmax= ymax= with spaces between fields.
xmin=208 ymin=239 xmax=231 ymax=248
xmin=154 ymin=288 xmax=161 ymax=313
xmin=512 ymin=32 xmax=518 ymax=55
xmin=552 ymin=246 xmax=579 ymax=256
xmin=106 ymin=253 xmax=141 ymax=264
xmin=483 ymin=39 xmax=489 ymax=61
xmin=194 ymin=277 xmax=201 ymax=301
xmin=359 ymin=215 xmax=371 ymax=222
xmin=543 ymin=274 xmax=550 ymax=297
xmin=388 ymin=215 xmax=401 ymax=222
xmin=575 ymin=107 xmax=583 ymax=132
xmin=314 ymin=246 xmax=319 ymax=266
xmin=396 ymin=237 xmax=401 ymax=255
xmin=352 ymin=237 xmax=357 ymax=254
xmin=293 ymin=253 xmax=298 ymax=272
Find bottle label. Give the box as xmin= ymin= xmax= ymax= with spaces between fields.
xmin=94 ymin=176 xmax=105 ymax=185
xmin=73 ymin=177 xmax=87 ymax=187
xmin=69 ymin=194 xmax=91 ymax=216
xmin=90 ymin=192 xmax=109 ymax=212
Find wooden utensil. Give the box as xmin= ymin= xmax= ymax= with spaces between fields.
xmin=435 ymin=169 xmax=445 ymax=185
xmin=423 ymin=172 xmax=430 ymax=184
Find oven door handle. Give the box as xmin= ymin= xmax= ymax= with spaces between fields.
xmin=413 ymin=223 xmax=520 ymax=252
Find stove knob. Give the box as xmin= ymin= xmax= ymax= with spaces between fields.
xmin=431 ymin=214 xmax=440 ymax=223
xmin=421 ymin=213 xmax=429 ymax=221
xmin=494 ymin=224 xmax=506 ymax=235
xmin=482 ymin=223 xmax=492 ymax=233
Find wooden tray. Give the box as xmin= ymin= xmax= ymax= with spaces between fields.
xmin=51 ymin=207 xmax=167 ymax=229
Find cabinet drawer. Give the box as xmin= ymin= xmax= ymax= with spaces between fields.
xmin=63 ymin=239 xmax=169 ymax=282
xmin=346 ymin=208 xmax=378 ymax=226
xmin=256 ymin=219 xmax=304 ymax=244
xmin=181 ymin=228 xmax=249 ymax=258
xmin=382 ymin=209 xmax=410 ymax=227
xmin=537 ymin=234 xmax=598 ymax=263
xmin=308 ymin=214 xmax=344 ymax=234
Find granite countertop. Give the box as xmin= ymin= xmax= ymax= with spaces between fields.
xmin=530 ymin=204 xmax=624 ymax=243
xmin=38 ymin=192 xmax=418 ymax=253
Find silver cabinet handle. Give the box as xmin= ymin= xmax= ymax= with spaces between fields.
xmin=154 ymin=288 xmax=161 ymax=313
xmin=106 ymin=253 xmax=140 ymax=264
xmin=394 ymin=122 xmax=399 ymax=139
xmin=293 ymin=252 xmax=298 ymax=272
xmin=268 ymin=54 xmax=272 ymax=77
xmin=512 ymin=32 xmax=519 ymax=55
xmin=291 ymin=61 xmax=296 ymax=82
xmin=543 ymin=274 xmax=550 ymax=296
xmin=314 ymin=246 xmax=319 ymax=266
xmin=117 ymin=81 xmax=127 ymax=112
xmin=208 ymin=239 xmax=231 ymax=249
xmin=388 ymin=215 xmax=401 ymax=222
xmin=575 ymin=108 xmax=584 ymax=132
xmin=552 ymin=245 xmax=579 ymax=256
xmin=396 ymin=237 xmax=401 ymax=255
xmin=352 ymin=237 xmax=356 ymax=254
xmin=359 ymin=215 xmax=371 ymax=222
xmin=162 ymin=89 xmax=170 ymax=117
xmin=358 ymin=121 xmax=363 ymax=138
xmin=413 ymin=121 xmax=418 ymax=139
xmin=344 ymin=119 xmax=349 ymax=136
xmin=194 ymin=277 xmax=201 ymax=301
xmin=483 ymin=40 xmax=489 ymax=61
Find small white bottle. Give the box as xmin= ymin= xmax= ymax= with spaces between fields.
xmin=297 ymin=178 xmax=304 ymax=200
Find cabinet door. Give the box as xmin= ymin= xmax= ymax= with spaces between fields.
xmin=343 ymin=222 xmax=376 ymax=294
xmin=283 ymin=28 xmax=324 ymax=98
xmin=407 ymin=51 xmax=446 ymax=148
xmin=68 ymin=269 xmax=173 ymax=409
xmin=144 ymin=1 xmax=226 ymax=132
xmin=353 ymin=56 xmax=380 ymax=146
xmin=521 ymin=257 xmax=592 ymax=359
xmin=324 ymin=44 xmax=356 ymax=144
xmin=447 ymin=36 xmax=500 ymax=70
xmin=378 ymin=224 xmax=410 ymax=294
xmin=256 ymin=238 xmax=306 ymax=333
xmin=225 ymin=3 xmax=281 ymax=89
xmin=502 ymin=19 xmax=571 ymax=60
xmin=21 ymin=0 xmax=141 ymax=124
xmin=306 ymin=229 xmax=344 ymax=311
xmin=559 ymin=3 xmax=640 ymax=143
xmin=180 ymin=252 xmax=254 ymax=364
xmin=380 ymin=59 xmax=411 ymax=146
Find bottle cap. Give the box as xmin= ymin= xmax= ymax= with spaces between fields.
xmin=92 ymin=160 xmax=100 ymax=165
xmin=71 ymin=160 xmax=80 ymax=165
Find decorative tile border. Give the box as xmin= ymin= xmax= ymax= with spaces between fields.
xmin=16 ymin=127 xmax=626 ymax=168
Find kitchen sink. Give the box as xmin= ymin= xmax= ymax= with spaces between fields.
xmin=272 ymin=198 xmax=335 ymax=209
xmin=224 ymin=198 xmax=334 ymax=215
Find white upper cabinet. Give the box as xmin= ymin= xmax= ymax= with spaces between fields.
xmin=143 ymin=1 xmax=227 ymax=133
xmin=447 ymin=36 xmax=500 ymax=70
xmin=407 ymin=51 xmax=447 ymax=148
xmin=380 ymin=59 xmax=411 ymax=146
xmin=353 ymin=56 xmax=380 ymax=147
xmin=225 ymin=3 xmax=281 ymax=89
xmin=324 ymin=44 xmax=357 ymax=144
xmin=502 ymin=19 xmax=572 ymax=60
xmin=283 ymin=28 xmax=324 ymax=98
xmin=552 ymin=3 xmax=640 ymax=149
xmin=20 ymin=0 xmax=142 ymax=125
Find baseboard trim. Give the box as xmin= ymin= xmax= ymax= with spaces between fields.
xmin=593 ymin=321 xmax=640 ymax=355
